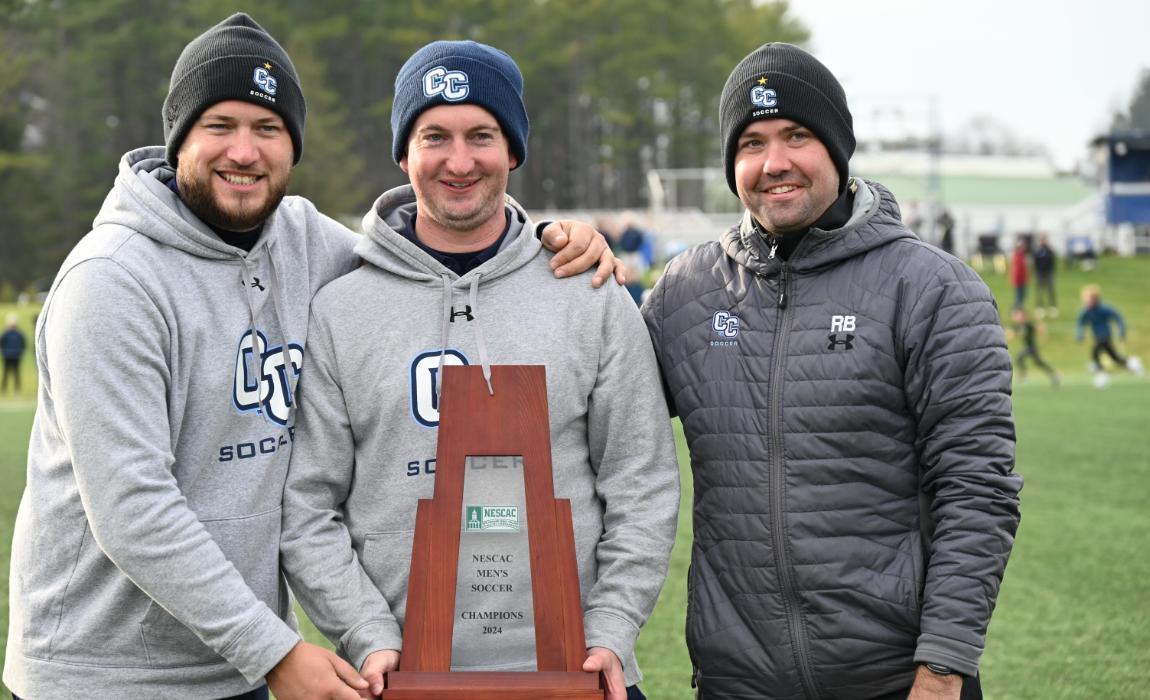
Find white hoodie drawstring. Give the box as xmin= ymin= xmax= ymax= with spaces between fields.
xmin=239 ymin=242 xmax=294 ymax=423
xmin=263 ymin=240 xmax=296 ymax=409
xmin=469 ymin=274 xmax=494 ymax=395
xmin=238 ymin=257 xmax=262 ymax=418
xmin=436 ymin=272 xmax=495 ymax=405
xmin=436 ymin=274 xmax=453 ymax=406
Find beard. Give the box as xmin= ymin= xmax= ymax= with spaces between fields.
xmin=417 ymin=172 xmax=510 ymax=237
xmin=177 ymin=169 xmax=288 ymax=233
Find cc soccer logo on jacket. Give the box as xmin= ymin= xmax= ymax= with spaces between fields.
xmin=410 ymin=349 xmax=470 ymax=427
xmin=711 ymin=310 xmax=741 ymax=348
xmin=232 ymin=330 xmax=303 ymax=426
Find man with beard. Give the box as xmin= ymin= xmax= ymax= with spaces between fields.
xmin=279 ymin=40 xmax=679 ymax=700
xmin=3 ymin=15 xmax=617 ymax=700
xmin=641 ymin=43 xmax=1021 ymax=699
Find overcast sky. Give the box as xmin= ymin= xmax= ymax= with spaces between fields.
xmin=787 ymin=0 xmax=1148 ymax=169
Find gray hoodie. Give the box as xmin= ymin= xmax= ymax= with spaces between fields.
xmin=4 ymin=147 xmax=359 ymax=699
xmin=280 ymin=185 xmax=680 ymax=686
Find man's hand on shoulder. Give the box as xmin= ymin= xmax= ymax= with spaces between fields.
xmin=267 ymin=641 xmax=368 ymax=700
xmin=907 ymin=664 xmax=963 ymax=700
xmin=360 ymin=649 xmax=401 ymax=698
xmin=540 ymin=220 xmax=627 ymax=287
xmin=582 ymin=646 xmax=626 ymax=700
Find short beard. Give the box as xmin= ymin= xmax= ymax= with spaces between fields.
xmin=177 ymin=170 xmax=288 ymax=233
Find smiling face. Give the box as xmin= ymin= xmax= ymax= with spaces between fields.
xmin=733 ymin=118 xmax=839 ymax=235
xmin=400 ymin=103 xmax=517 ymax=252
xmin=175 ymin=100 xmax=293 ymax=232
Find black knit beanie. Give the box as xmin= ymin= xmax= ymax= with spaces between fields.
xmin=163 ymin=13 xmax=305 ymax=166
xmin=391 ymin=40 xmax=529 ymax=169
xmin=720 ymin=43 xmax=854 ymax=194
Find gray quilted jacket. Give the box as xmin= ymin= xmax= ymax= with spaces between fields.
xmin=641 ymin=180 xmax=1021 ymax=700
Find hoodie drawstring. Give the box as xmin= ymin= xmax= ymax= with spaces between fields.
xmin=239 ymin=242 xmax=294 ymax=422
xmin=469 ymin=274 xmax=494 ymax=395
xmin=263 ymin=240 xmax=297 ymax=407
xmin=436 ymin=272 xmax=495 ymax=405
xmin=436 ymin=274 xmax=453 ymax=406
xmin=238 ymin=257 xmax=262 ymax=417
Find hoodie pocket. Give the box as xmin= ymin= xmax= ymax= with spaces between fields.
xmin=361 ymin=531 xmax=416 ymax=621
xmin=139 ymin=508 xmax=285 ymax=667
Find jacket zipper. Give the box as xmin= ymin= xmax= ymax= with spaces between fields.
xmin=768 ymin=265 xmax=820 ymax=699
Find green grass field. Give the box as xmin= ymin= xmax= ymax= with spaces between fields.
xmin=1 ymin=256 xmax=1148 ymax=699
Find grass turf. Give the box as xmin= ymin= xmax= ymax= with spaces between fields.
xmin=2 ymin=255 xmax=1148 ymax=698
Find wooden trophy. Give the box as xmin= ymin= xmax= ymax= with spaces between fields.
xmin=381 ymin=364 xmax=605 ymax=699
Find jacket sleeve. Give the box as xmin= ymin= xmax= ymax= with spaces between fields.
xmin=1113 ymin=307 xmax=1127 ymax=340
xmin=901 ymin=258 xmax=1022 ymax=677
xmin=639 ymin=266 xmax=678 ymax=418
xmin=280 ymin=309 xmax=402 ymax=670
xmin=42 ymin=259 xmax=299 ymax=683
xmin=583 ymin=284 xmax=681 ymax=684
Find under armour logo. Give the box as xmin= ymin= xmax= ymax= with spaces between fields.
xmin=827 ymin=334 xmax=855 ymax=351
xmin=250 ymin=277 xmax=265 ymax=291
xmin=450 ymin=305 xmax=474 ymax=322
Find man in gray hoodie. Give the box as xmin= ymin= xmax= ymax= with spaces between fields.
xmin=4 ymin=15 xmax=617 ymax=700
xmin=641 ymin=44 xmax=1022 ymax=699
xmin=279 ymin=40 xmax=680 ymax=700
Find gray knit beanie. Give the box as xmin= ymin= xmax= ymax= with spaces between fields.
xmin=391 ymin=40 xmax=528 ymax=169
xmin=719 ymin=43 xmax=854 ymax=194
xmin=163 ymin=13 xmax=305 ymax=166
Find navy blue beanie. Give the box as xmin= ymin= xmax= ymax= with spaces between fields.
xmin=391 ymin=40 xmax=528 ymax=169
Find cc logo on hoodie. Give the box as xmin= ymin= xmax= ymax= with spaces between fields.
xmin=233 ymin=329 xmax=303 ymax=426
xmin=410 ymin=349 xmax=469 ymax=427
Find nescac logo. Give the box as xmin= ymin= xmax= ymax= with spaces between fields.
xmin=410 ymin=349 xmax=469 ymax=427
xmin=423 ymin=66 xmax=469 ymax=101
xmin=252 ymin=65 xmax=278 ymax=96
xmin=465 ymin=505 xmax=521 ymax=532
xmin=233 ymin=330 xmax=303 ymax=426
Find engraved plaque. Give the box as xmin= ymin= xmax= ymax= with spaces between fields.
xmin=451 ymin=455 xmax=536 ymax=669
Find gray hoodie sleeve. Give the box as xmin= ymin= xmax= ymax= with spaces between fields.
xmin=42 ymin=259 xmax=300 ymax=683
xmin=582 ymin=284 xmax=681 ymax=681
xmin=901 ymin=257 xmax=1022 ymax=676
xmin=280 ymin=310 xmax=402 ymax=670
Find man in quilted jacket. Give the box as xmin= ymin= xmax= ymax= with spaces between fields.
xmin=641 ymin=42 xmax=1022 ymax=700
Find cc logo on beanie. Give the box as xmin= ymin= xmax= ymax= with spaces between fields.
xmin=423 ymin=66 xmax=470 ymax=101
xmin=252 ymin=64 xmax=278 ymax=97
xmin=750 ymin=77 xmax=776 ymax=108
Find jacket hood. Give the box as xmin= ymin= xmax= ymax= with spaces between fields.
xmin=92 ymin=146 xmax=282 ymax=262
xmin=357 ymin=184 xmax=540 ymax=284
xmin=90 ymin=147 xmax=297 ymax=403
xmin=358 ymin=184 xmax=542 ymax=395
xmin=722 ymin=178 xmax=916 ymax=276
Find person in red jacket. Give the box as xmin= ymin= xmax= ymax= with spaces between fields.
xmin=1009 ymin=240 xmax=1029 ymax=309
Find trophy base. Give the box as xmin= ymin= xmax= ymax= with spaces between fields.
xmin=382 ymin=670 xmax=605 ymax=699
